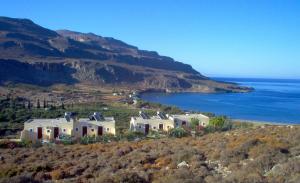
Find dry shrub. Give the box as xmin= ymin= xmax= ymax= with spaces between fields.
xmin=0 ymin=126 xmax=299 ymax=183
xmin=0 ymin=165 xmax=22 ymax=178
xmin=154 ymin=156 xmax=172 ymax=168
xmin=50 ymin=169 xmax=67 ymax=180
xmin=34 ymin=172 xmax=51 ymax=182
xmin=114 ymin=172 xmax=149 ymax=183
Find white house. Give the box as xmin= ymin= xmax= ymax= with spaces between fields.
xmin=130 ymin=111 xmax=210 ymax=134
xmin=75 ymin=112 xmax=116 ymax=137
xmin=169 ymin=113 xmax=210 ymax=127
xmin=21 ymin=112 xmax=116 ymax=142
xmin=130 ymin=111 xmax=174 ymax=134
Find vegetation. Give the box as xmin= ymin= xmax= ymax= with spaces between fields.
xmin=190 ymin=118 xmax=200 ymax=130
xmin=206 ymin=116 xmax=233 ymax=132
xmin=168 ymin=128 xmax=189 ymax=138
xmin=136 ymin=100 xmax=183 ymax=114
xmin=0 ymin=96 xmax=192 ymax=138
xmin=0 ymin=126 xmax=299 ymax=182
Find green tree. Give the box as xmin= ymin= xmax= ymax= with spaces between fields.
xmin=209 ymin=116 xmax=226 ymax=128
xmin=190 ymin=118 xmax=200 ymax=130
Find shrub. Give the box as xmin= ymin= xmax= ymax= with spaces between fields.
xmin=190 ymin=118 xmax=200 ymax=130
xmin=209 ymin=116 xmax=226 ymax=128
xmin=147 ymin=130 xmax=163 ymax=139
xmin=123 ymin=131 xmax=145 ymax=141
xmin=18 ymin=139 xmax=32 ymax=147
xmin=168 ymin=128 xmax=189 ymax=138
xmin=99 ymin=134 xmax=116 ymax=143
xmin=50 ymin=170 xmax=67 ymax=180
xmin=115 ymin=172 xmax=149 ymax=183
xmin=58 ymin=134 xmax=73 ymax=145
xmin=206 ymin=116 xmax=233 ymax=132
xmin=80 ymin=135 xmax=97 ymax=145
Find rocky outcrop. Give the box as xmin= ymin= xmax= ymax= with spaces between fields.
xmin=0 ymin=16 xmax=252 ymax=93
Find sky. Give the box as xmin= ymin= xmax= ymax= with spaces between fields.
xmin=1 ymin=0 xmax=300 ymax=79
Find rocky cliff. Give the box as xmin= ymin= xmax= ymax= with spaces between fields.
xmin=0 ymin=16 xmax=251 ymax=93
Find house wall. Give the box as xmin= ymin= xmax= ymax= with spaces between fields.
xmin=73 ymin=121 xmax=116 ymax=138
xmin=21 ymin=116 xmax=116 ymax=142
xmin=21 ymin=119 xmax=74 ymax=142
xmin=172 ymin=114 xmax=210 ymax=127
xmin=130 ymin=118 xmax=174 ymax=134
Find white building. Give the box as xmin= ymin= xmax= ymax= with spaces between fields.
xmin=21 ymin=112 xmax=116 ymax=142
xmin=130 ymin=111 xmax=174 ymax=134
xmin=130 ymin=111 xmax=210 ymax=134
xmin=169 ymin=113 xmax=210 ymax=127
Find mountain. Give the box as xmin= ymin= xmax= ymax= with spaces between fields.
xmin=0 ymin=16 xmax=251 ymax=93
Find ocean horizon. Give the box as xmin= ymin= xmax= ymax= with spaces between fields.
xmin=141 ymin=77 xmax=300 ymax=124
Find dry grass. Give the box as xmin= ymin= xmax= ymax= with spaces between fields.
xmin=0 ymin=125 xmax=299 ymax=183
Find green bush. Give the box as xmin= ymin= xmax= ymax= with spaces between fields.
xmin=18 ymin=139 xmax=32 ymax=147
xmin=168 ymin=128 xmax=189 ymax=138
xmin=147 ymin=130 xmax=162 ymax=139
xmin=123 ymin=131 xmax=145 ymax=141
xmin=206 ymin=116 xmax=233 ymax=133
xmin=190 ymin=118 xmax=200 ymax=130
xmin=80 ymin=135 xmax=98 ymax=145
xmin=58 ymin=134 xmax=73 ymax=145
xmin=209 ymin=116 xmax=226 ymax=127
xmin=98 ymin=134 xmax=116 ymax=143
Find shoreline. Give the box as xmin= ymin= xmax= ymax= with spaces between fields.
xmin=139 ymin=94 xmax=300 ymax=126
xmin=232 ymin=119 xmax=300 ymax=126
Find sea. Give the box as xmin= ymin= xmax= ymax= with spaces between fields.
xmin=141 ymin=78 xmax=300 ymax=124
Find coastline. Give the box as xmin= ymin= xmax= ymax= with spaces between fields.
xmin=139 ymin=78 xmax=300 ymax=125
xmin=232 ymin=119 xmax=300 ymax=126
xmin=138 ymin=97 xmax=300 ymax=126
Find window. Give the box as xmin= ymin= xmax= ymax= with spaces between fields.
xmin=153 ymin=126 xmax=156 ymax=129
xmin=47 ymin=130 xmax=50 ymax=133
xmin=91 ymin=129 xmax=94 ymax=132
xmin=139 ymin=125 xmax=141 ymax=129
xmin=63 ymin=129 xmax=66 ymax=132
xmin=76 ymin=128 xmax=78 ymax=131
xmin=29 ymin=129 xmax=33 ymax=132
xmin=107 ymin=128 xmax=109 ymax=131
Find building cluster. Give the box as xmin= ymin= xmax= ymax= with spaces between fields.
xmin=130 ymin=111 xmax=209 ymax=134
xmin=21 ymin=112 xmax=115 ymax=142
xmin=21 ymin=111 xmax=210 ymax=142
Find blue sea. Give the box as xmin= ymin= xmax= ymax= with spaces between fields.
xmin=141 ymin=78 xmax=300 ymax=124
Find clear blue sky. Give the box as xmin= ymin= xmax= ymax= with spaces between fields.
xmin=1 ymin=0 xmax=300 ymax=79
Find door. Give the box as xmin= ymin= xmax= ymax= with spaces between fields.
xmin=82 ymin=126 xmax=87 ymax=137
xmin=145 ymin=124 xmax=150 ymax=134
xmin=37 ymin=127 xmax=43 ymax=139
xmin=182 ymin=121 xmax=187 ymax=126
xmin=159 ymin=124 xmax=163 ymax=130
xmin=54 ymin=127 xmax=59 ymax=139
xmin=98 ymin=126 xmax=103 ymax=136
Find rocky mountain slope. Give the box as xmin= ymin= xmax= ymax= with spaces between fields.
xmin=0 ymin=16 xmax=251 ymax=93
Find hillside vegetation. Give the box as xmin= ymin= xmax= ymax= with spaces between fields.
xmin=0 ymin=125 xmax=299 ymax=183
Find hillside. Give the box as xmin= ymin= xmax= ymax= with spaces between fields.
xmin=0 ymin=125 xmax=299 ymax=183
xmin=0 ymin=16 xmax=251 ymax=93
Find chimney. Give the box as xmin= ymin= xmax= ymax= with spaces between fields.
xmin=64 ymin=112 xmax=72 ymax=122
